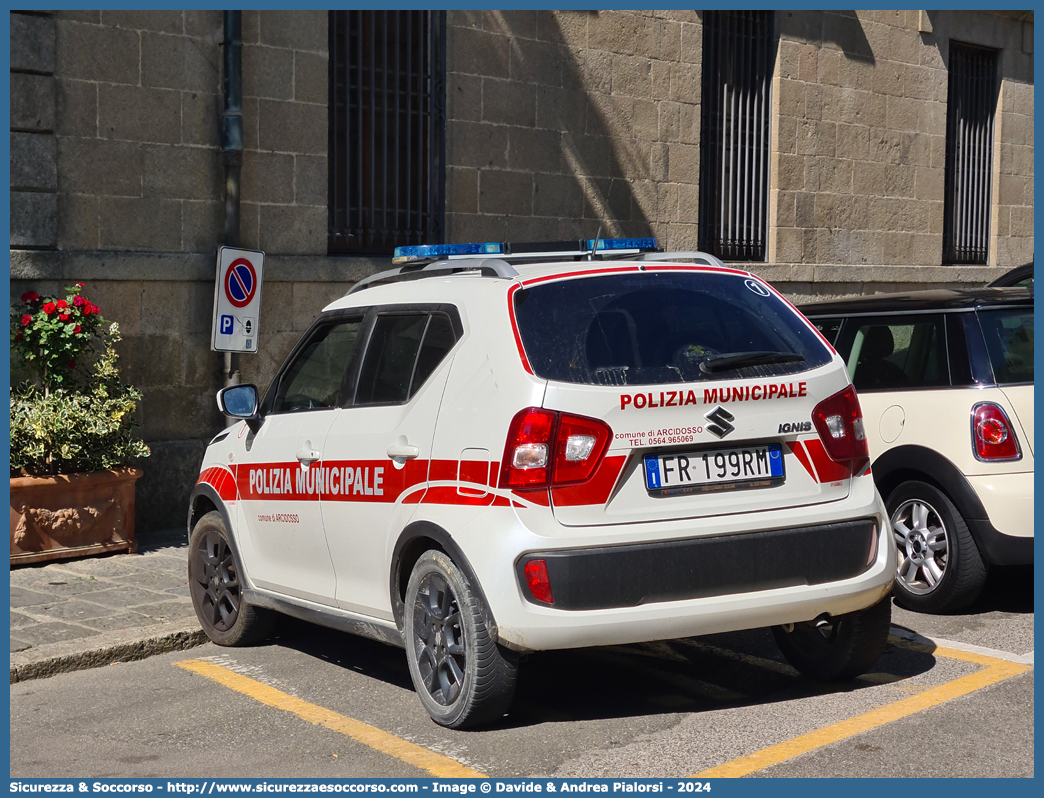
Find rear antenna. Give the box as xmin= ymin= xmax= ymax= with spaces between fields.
xmin=586 ymin=178 xmax=616 ymax=261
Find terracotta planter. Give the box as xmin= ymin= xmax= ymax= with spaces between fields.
xmin=10 ymin=467 xmax=143 ymax=566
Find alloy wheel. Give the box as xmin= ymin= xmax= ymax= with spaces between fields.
xmin=412 ymin=573 xmax=466 ymax=706
xmin=192 ymin=531 xmax=241 ymax=632
xmin=892 ymin=498 xmax=949 ymax=595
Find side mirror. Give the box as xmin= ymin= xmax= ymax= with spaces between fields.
xmin=216 ymin=384 xmax=261 ymax=432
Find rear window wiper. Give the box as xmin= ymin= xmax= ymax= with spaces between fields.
xmin=700 ymin=351 xmax=806 ymax=374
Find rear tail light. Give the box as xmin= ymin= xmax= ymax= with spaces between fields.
xmin=972 ymin=403 xmax=1021 ymax=461
xmin=500 ymin=407 xmax=612 ymax=490
xmin=811 ymin=385 xmax=869 ymax=472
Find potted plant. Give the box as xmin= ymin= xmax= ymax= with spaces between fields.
xmin=9 ymin=284 xmax=150 ymax=565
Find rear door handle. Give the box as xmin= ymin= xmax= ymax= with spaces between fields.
xmin=296 ymin=448 xmax=321 ymax=465
xmin=386 ymin=444 xmax=420 ymax=460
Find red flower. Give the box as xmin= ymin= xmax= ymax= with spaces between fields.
xmin=76 ymin=282 xmax=85 ymax=288
xmin=58 ymin=313 xmax=70 ymax=321
xmin=21 ymin=291 xmax=39 ymax=303
xmin=20 ymin=314 xmax=32 ymax=326
xmin=74 ymin=325 xmax=82 ymax=334
xmin=42 ymin=302 xmax=56 ymax=314
xmin=14 ymin=333 xmax=22 ymax=340
xmin=72 ymin=296 xmax=85 ymax=307
xmin=67 ymin=361 xmax=76 ymax=370
xmin=56 ymin=300 xmax=67 ymax=309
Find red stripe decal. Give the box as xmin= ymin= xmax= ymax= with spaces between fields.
xmin=428 ymin=459 xmax=458 ymax=482
xmin=235 ymin=459 xmax=428 ymax=503
xmin=550 ymin=455 xmax=627 ymax=507
xmin=231 ymin=459 xmax=516 ymax=506
xmin=197 ymin=466 xmax=237 ymax=502
xmin=513 ymin=488 xmax=550 ymax=506
xmin=785 ymin=441 xmax=816 ymax=481
xmin=420 ymin=486 xmax=495 ymax=507
xmin=803 ymin=439 xmax=851 ymax=483
xmin=506 ymin=282 xmax=535 ymax=374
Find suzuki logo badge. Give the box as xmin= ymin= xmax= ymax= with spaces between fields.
xmin=705 ymin=406 xmax=735 ymax=439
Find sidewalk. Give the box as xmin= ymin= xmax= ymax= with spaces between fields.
xmin=10 ymin=528 xmax=207 ymax=682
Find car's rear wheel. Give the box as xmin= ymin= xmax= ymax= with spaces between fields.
xmin=188 ymin=511 xmax=274 ymax=646
xmin=887 ymin=480 xmax=987 ymax=613
xmin=772 ymin=596 xmax=891 ymax=681
xmin=403 ymin=550 xmax=517 ymax=729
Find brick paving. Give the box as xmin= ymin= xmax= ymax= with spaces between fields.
xmin=9 ymin=528 xmax=205 ymax=679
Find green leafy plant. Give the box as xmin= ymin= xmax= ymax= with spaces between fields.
xmin=10 ymin=322 xmax=150 ymax=477
xmin=11 ymin=283 xmax=105 ymax=389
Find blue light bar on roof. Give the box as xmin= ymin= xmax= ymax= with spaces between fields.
xmin=393 ymin=237 xmax=658 ymax=265
xmin=393 ymin=242 xmax=503 ymax=264
xmin=586 ymin=237 xmax=658 ymax=251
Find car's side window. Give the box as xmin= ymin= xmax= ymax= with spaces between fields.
xmin=355 ymin=314 xmax=429 ymax=405
xmin=271 ymin=319 xmax=364 ymax=413
xmin=810 ymin=317 xmax=843 ymax=345
xmin=410 ymin=313 xmax=457 ymax=399
xmin=353 ymin=311 xmax=460 ymax=406
xmin=834 ymin=314 xmax=948 ymax=391
xmin=977 ymin=308 xmax=1034 ymax=384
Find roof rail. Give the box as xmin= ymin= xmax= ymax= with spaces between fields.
xmin=633 ymin=250 xmax=721 ymax=267
xmin=346 ymin=258 xmax=519 ymax=295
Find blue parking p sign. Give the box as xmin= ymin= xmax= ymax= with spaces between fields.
xmin=212 ymin=246 xmax=264 ymax=353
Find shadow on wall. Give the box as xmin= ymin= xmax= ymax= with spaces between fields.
xmin=779 ymin=10 xmax=875 ymax=63
xmin=449 ymin=10 xmax=655 ymax=246
xmin=924 ymin=10 xmax=1034 ymax=83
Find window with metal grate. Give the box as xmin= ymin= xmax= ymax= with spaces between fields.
xmin=328 ymin=11 xmax=446 ymax=255
xmin=943 ymin=43 xmax=998 ymax=265
xmin=698 ymin=11 xmax=775 ymax=262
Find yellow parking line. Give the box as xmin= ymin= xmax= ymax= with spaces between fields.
xmin=176 ymin=659 xmax=486 ymax=778
xmin=694 ymin=638 xmax=1031 ymax=778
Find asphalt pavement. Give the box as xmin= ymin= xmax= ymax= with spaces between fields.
xmin=9 ymin=528 xmax=206 ymax=682
xmin=8 ymin=537 xmax=1034 ymax=777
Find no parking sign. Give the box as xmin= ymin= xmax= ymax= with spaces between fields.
xmin=211 ymin=246 xmax=265 ymax=353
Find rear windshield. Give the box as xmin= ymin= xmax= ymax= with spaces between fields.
xmin=977 ymin=307 xmax=1033 ymax=384
xmin=513 ymin=271 xmax=832 ymax=386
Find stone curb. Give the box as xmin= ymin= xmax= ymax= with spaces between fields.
xmin=10 ymin=619 xmax=208 ymax=683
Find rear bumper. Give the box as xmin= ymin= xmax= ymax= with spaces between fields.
xmin=965 ymin=472 xmax=1033 ymax=565
xmin=448 ymin=478 xmax=895 ymax=652
xmin=517 ymin=519 xmax=878 ymax=611
xmin=969 ymin=519 xmax=1034 ymax=565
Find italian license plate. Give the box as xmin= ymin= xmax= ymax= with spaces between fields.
xmin=644 ymin=443 xmax=785 ymax=495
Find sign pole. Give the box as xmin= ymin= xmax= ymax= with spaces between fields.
xmin=221 ymin=10 xmax=243 ymax=396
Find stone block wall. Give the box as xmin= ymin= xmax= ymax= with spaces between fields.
xmin=772 ymin=10 xmax=1034 ymax=271
xmin=445 ymin=10 xmax=706 ymax=251
xmin=12 ymin=10 xmax=347 ymax=534
xmin=11 ymin=12 xmax=58 ymax=248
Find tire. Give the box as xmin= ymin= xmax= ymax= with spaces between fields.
xmin=403 ymin=550 xmax=518 ymax=729
xmin=887 ymin=480 xmax=988 ymax=613
xmin=772 ymin=597 xmax=891 ymax=681
xmin=188 ymin=511 xmax=275 ymax=646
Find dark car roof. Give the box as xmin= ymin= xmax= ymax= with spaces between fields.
xmin=986 ymin=262 xmax=1034 ymax=287
xmin=799 ymin=286 xmax=1033 ymax=316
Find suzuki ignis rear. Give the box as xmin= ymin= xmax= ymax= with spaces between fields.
xmin=189 ymin=240 xmax=896 ymax=728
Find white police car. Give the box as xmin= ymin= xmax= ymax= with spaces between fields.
xmin=188 ymin=239 xmax=896 ymax=728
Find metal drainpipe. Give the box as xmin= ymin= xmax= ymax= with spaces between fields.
xmin=221 ymin=10 xmax=243 ymax=391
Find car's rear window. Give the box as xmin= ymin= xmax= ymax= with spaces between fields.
xmin=978 ymin=307 xmax=1033 ymax=384
xmin=513 ymin=271 xmax=832 ymax=385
